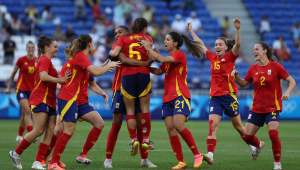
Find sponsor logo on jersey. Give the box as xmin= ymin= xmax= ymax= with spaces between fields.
xmin=25 ymin=62 xmax=28 ymax=65
xmin=248 ymin=114 xmax=252 ymax=119
xmin=20 ymin=93 xmax=24 ymax=98
xmin=116 ymin=103 xmax=120 ymax=108
xmin=190 ymin=146 xmax=195 ymax=149
xmin=106 ymin=151 xmax=112 ymax=155
xmin=268 ymin=70 xmax=271 ymax=75
xmin=210 ymin=107 xmax=213 ymax=112
xmin=177 ymin=109 xmax=182 ymax=112
xmin=235 ymin=111 xmax=238 ymax=115
xmin=255 ymin=72 xmax=258 ymax=75
xmin=67 ymin=63 xmax=70 ymax=67
xmin=272 ymin=116 xmax=276 ymax=119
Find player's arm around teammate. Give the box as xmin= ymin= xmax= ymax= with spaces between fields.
xmin=141 ymin=31 xmax=204 ymax=169
xmin=5 ymin=41 xmax=37 ymax=143
xmin=232 ymin=42 xmax=296 ymax=169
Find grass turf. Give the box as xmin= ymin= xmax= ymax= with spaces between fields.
xmin=0 ymin=120 xmax=299 ymax=170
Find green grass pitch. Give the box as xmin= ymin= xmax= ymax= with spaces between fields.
xmin=0 ymin=120 xmax=299 ymax=170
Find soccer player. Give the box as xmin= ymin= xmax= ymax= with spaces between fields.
xmin=5 ymin=41 xmax=36 ymax=143
xmin=8 ymin=35 xmax=71 ymax=170
xmin=109 ymin=18 xmax=155 ymax=157
xmin=187 ymin=19 xmax=254 ymax=164
xmin=104 ymin=26 xmax=156 ymax=168
xmin=232 ymin=42 xmax=296 ymax=170
xmin=48 ymin=34 xmax=120 ymax=170
xmin=140 ymin=31 xmax=204 ymax=169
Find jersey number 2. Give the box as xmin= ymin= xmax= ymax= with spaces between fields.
xmin=129 ymin=43 xmax=141 ymax=60
xmin=260 ymin=76 xmax=265 ymax=85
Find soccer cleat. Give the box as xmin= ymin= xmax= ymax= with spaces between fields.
xmin=16 ymin=136 xmax=23 ymax=143
xmin=47 ymin=163 xmax=65 ymax=170
xmin=274 ymin=162 xmax=282 ymax=169
xmin=103 ymin=159 xmax=113 ymax=168
xmin=41 ymin=160 xmax=46 ymax=167
xmin=172 ymin=162 xmax=187 ymax=169
xmin=48 ymin=158 xmax=66 ymax=168
xmin=140 ymin=159 xmax=157 ymax=168
xmin=8 ymin=150 xmax=22 ymax=169
xmin=252 ymin=141 xmax=265 ymax=160
xmin=130 ymin=138 xmax=140 ymax=156
xmin=76 ymin=154 xmax=92 ymax=165
xmin=32 ymin=161 xmax=45 ymax=170
xmin=194 ymin=153 xmax=203 ymax=168
xmin=33 ymin=138 xmax=39 ymax=144
xmin=141 ymin=139 xmax=155 ymax=150
xmin=203 ymin=152 xmax=214 ymax=165
xmin=248 ymin=144 xmax=256 ymax=157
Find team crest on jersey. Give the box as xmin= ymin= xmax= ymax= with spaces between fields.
xmin=248 ymin=114 xmax=252 ymax=119
xmin=268 ymin=70 xmax=271 ymax=75
xmin=75 ymin=113 xmax=78 ymax=119
xmin=67 ymin=63 xmax=70 ymax=67
xmin=255 ymin=72 xmax=258 ymax=75
xmin=210 ymin=107 xmax=213 ymax=112
xmin=221 ymin=58 xmax=225 ymax=62
xmin=20 ymin=93 xmax=24 ymax=98
xmin=116 ymin=103 xmax=120 ymax=108
xmin=24 ymin=62 xmax=28 ymax=65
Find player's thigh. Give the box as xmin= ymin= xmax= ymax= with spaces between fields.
xmin=112 ymin=112 xmax=124 ymax=125
xmin=62 ymin=121 xmax=77 ymax=136
xmin=245 ymin=122 xmax=260 ymax=135
xmin=139 ymin=93 xmax=151 ymax=113
xmin=82 ymin=110 xmax=105 ymax=129
xmin=266 ymin=111 xmax=280 ymax=131
xmin=173 ymin=114 xmax=187 ymax=132
xmin=164 ymin=116 xmax=177 ymax=137
xmin=32 ymin=111 xmax=48 ymax=134
xmin=19 ymin=99 xmax=31 ymax=114
xmin=230 ymin=114 xmax=244 ymax=129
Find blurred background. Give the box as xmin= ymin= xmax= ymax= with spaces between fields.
xmin=0 ymin=0 xmax=299 ymax=120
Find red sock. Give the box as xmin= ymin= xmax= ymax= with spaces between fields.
xmin=106 ymin=123 xmax=121 ymax=159
xmin=136 ymin=125 xmax=143 ymax=146
xmin=45 ymin=134 xmax=57 ymax=159
xmin=18 ymin=126 xmax=25 ymax=136
xmin=269 ymin=130 xmax=281 ymax=162
xmin=139 ymin=143 xmax=148 ymax=159
xmin=207 ymin=139 xmax=217 ymax=153
xmin=35 ymin=142 xmax=49 ymax=161
xmin=15 ymin=138 xmax=31 ymax=155
xmin=126 ymin=115 xmax=137 ymax=139
xmin=57 ymin=130 xmax=63 ymax=139
xmin=243 ymin=134 xmax=260 ymax=147
xmin=82 ymin=127 xmax=102 ymax=155
xmin=179 ymin=128 xmax=200 ymax=155
xmin=141 ymin=113 xmax=151 ymax=139
xmin=169 ymin=135 xmax=184 ymax=162
xmin=26 ymin=125 xmax=33 ymax=132
xmin=51 ymin=133 xmax=71 ymax=163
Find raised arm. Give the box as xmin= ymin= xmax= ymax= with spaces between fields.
xmin=150 ymin=67 xmax=164 ymax=75
xmin=5 ymin=65 xmax=19 ymax=94
xmin=118 ymin=52 xmax=153 ymax=67
xmin=187 ymin=22 xmax=208 ymax=57
xmin=282 ymin=75 xmax=296 ymax=100
xmin=231 ymin=70 xmax=250 ymax=88
xmin=231 ymin=18 xmax=241 ymax=56
xmin=40 ymin=70 xmax=71 ymax=84
xmin=89 ymin=80 xmax=109 ymax=104
xmin=87 ymin=61 xmax=121 ymax=77
xmin=109 ymin=46 xmax=122 ymax=57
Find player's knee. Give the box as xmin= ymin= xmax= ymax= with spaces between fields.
xmin=23 ymin=108 xmax=31 ymax=116
xmin=210 ymin=123 xmax=219 ymax=132
xmin=94 ymin=120 xmax=105 ymax=130
xmin=34 ymin=128 xmax=45 ymax=137
xmin=268 ymin=130 xmax=279 ymax=142
xmin=174 ymin=124 xmax=185 ymax=133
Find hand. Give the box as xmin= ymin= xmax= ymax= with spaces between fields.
xmin=108 ymin=60 xmax=121 ymax=68
xmin=187 ymin=22 xmax=193 ymax=32
xmin=138 ymin=40 xmax=152 ymax=51
xmin=5 ymin=87 xmax=11 ymax=94
xmin=145 ymin=59 xmax=155 ymax=67
xmin=101 ymin=59 xmax=109 ymax=67
xmin=282 ymin=93 xmax=290 ymax=100
xmin=138 ymin=36 xmax=153 ymax=47
xmin=233 ymin=18 xmax=241 ymax=29
xmin=62 ymin=69 xmax=72 ymax=83
xmin=231 ymin=70 xmax=239 ymax=77
xmin=102 ymin=92 xmax=109 ymax=104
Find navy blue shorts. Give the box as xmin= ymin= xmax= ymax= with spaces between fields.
xmin=209 ymin=93 xmax=240 ymax=117
xmin=58 ymin=98 xmax=78 ymax=122
xmin=16 ymin=90 xmax=31 ymax=101
xmin=77 ymin=102 xmax=95 ymax=121
xmin=162 ymin=96 xmax=191 ymax=121
xmin=121 ymin=73 xmax=151 ymax=99
xmin=111 ymin=90 xmax=142 ymax=114
xmin=247 ymin=111 xmax=280 ymax=127
xmin=31 ymin=103 xmax=56 ymax=116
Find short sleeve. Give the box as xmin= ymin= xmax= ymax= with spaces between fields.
xmin=160 ymin=64 xmax=166 ymax=73
xmin=77 ymin=54 xmax=92 ymax=70
xmin=171 ymin=51 xmax=184 ymax=64
xmin=205 ymin=50 xmax=215 ymax=61
xmin=112 ymin=44 xmax=117 ymax=50
xmin=89 ymin=75 xmax=95 ymax=81
xmin=244 ymin=66 xmax=253 ymax=83
xmin=228 ymin=51 xmax=239 ymax=62
xmin=115 ymin=36 xmax=124 ymax=48
xmin=277 ymin=64 xmax=290 ymax=80
xmin=38 ymin=57 xmax=51 ymax=73
xmin=15 ymin=58 xmax=22 ymax=67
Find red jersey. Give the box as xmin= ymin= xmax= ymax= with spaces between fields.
xmin=111 ymin=44 xmax=122 ymax=91
xmin=29 ymin=56 xmax=58 ymax=109
xmin=206 ymin=50 xmax=239 ymax=96
xmin=77 ymin=74 xmax=94 ymax=105
xmin=15 ymin=56 xmax=37 ymax=92
xmin=244 ymin=61 xmax=289 ymax=113
xmin=58 ymin=52 xmax=92 ymax=102
xmin=160 ymin=51 xmax=191 ymax=103
xmin=115 ymin=33 xmax=153 ymax=77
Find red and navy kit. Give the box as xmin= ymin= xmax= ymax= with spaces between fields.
xmin=15 ymin=56 xmax=37 ymax=101
xmin=111 ymin=44 xmax=122 ymax=92
xmin=57 ymin=52 xmax=92 ymax=122
xmin=160 ymin=51 xmax=191 ymax=119
xmin=245 ymin=61 xmax=289 ymax=127
xmin=29 ymin=56 xmax=58 ymax=115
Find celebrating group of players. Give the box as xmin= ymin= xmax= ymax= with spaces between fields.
xmin=6 ymin=17 xmax=296 ymax=170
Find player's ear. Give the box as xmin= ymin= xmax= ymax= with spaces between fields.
xmin=142 ymin=27 xmax=147 ymax=33
xmin=173 ymin=41 xmax=178 ymax=48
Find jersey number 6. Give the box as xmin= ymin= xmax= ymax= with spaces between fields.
xmin=129 ymin=43 xmax=141 ymax=60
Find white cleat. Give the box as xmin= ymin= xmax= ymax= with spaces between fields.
xmin=76 ymin=155 xmax=92 ymax=165
xmin=32 ymin=138 xmax=39 ymax=144
xmin=103 ymin=159 xmax=113 ymax=168
xmin=203 ymin=152 xmax=214 ymax=164
xmin=274 ymin=162 xmax=282 ymax=169
xmin=16 ymin=136 xmax=23 ymax=143
xmin=252 ymin=141 xmax=265 ymax=160
xmin=31 ymin=161 xmax=45 ymax=169
xmin=8 ymin=150 xmax=22 ymax=169
xmin=248 ymin=144 xmax=256 ymax=158
xmin=140 ymin=159 xmax=157 ymax=168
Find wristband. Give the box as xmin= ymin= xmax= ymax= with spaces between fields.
xmin=151 ymin=44 xmax=155 ymax=50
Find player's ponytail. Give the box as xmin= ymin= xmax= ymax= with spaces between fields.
xmin=37 ymin=35 xmax=55 ymax=62
xmin=126 ymin=17 xmax=148 ymax=36
xmin=257 ymin=42 xmax=278 ymax=62
xmin=168 ymin=32 xmax=203 ymax=59
xmin=64 ymin=34 xmax=92 ymax=59
xmin=217 ymin=37 xmax=236 ymax=53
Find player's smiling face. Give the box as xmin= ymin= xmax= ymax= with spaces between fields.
xmin=164 ymin=34 xmax=177 ymax=51
xmin=26 ymin=43 xmax=35 ymax=56
xmin=215 ymin=39 xmax=228 ymax=57
xmin=115 ymin=27 xmax=126 ymax=40
xmin=46 ymin=41 xmax=58 ymax=57
xmin=253 ymin=44 xmax=266 ymax=61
